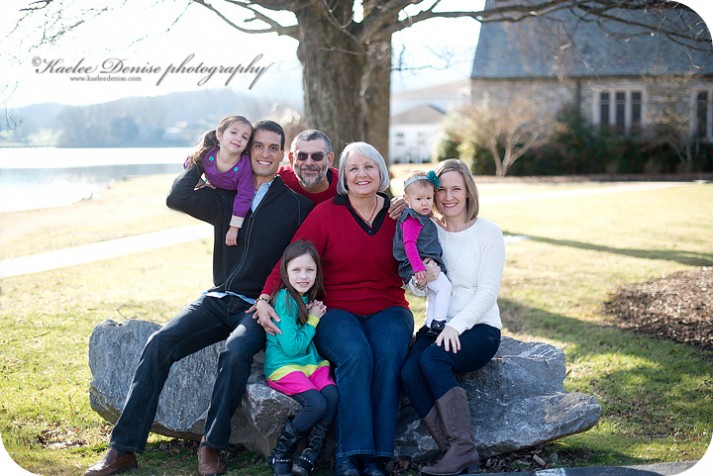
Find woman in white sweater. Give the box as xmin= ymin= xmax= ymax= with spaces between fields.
xmin=401 ymin=159 xmax=504 ymax=476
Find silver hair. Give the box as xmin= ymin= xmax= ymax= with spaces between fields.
xmin=336 ymin=142 xmax=390 ymax=195
xmin=290 ymin=129 xmax=332 ymax=153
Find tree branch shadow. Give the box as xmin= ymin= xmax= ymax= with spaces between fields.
xmin=499 ymin=297 xmax=713 ymax=449
xmin=505 ymin=232 xmax=713 ymax=267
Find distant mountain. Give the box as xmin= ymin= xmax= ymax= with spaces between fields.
xmin=2 ymin=89 xmax=302 ymax=147
xmin=6 ymin=103 xmax=67 ymax=130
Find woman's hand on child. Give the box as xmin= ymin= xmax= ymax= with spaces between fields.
xmin=435 ymin=325 xmax=461 ymax=354
xmin=421 ymin=259 xmax=441 ymax=284
xmin=388 ymin=197 xmax=407 ymax=220
xmin=308 ymin=300 xmax=327 ymax=319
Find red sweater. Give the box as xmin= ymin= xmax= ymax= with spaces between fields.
xmin=263 ymin=194 xmax=409 ymax=316
xmin=278 ymin=165 xmax=339 ymax=205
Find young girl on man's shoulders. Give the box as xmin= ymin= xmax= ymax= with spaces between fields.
xmin=184 ymin=115 xmax=254 ymax=246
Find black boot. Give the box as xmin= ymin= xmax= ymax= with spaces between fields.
xmin=361 ymin=455 xmax=387 ymax=476
xmin=334 ymin=456 xmax=360 ymax=476
xmin=292 ymin=420 xmax=330 ymax=476
xmin=268 ymin=419 xmax=303 ymax=476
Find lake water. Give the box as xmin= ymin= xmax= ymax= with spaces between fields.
xmin=0 ymin=147 xmax=192 ymax=212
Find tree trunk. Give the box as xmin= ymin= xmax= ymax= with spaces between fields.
xmin=295 ymin=8 xmax=365 ymax=163
xmin=486 ymin=144 xmax=504 ymax=176
xmin=362 ymin=34 xmax=392 ymax=165
xmin=295 ymin=8 xmax=394 ymax=166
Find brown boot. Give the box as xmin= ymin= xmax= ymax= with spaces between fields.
xmin=85 ymin=448 xmax=137 ymax=476
xmin=421 ymin=405 xmax=449 ymax=453
xmin=197 ymin=438 xmax=227 ymax=476
xmin=421 ymin=387 xmax=480 ymax=476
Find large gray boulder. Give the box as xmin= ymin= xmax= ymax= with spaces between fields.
xmin=88 ymin=319 xmax=600 ymax=459
xmin=395 ymin=338 xmax=601 ymax=459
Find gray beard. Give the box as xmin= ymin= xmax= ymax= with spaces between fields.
xmin=297 ymin=168 xmax=328 ymax=188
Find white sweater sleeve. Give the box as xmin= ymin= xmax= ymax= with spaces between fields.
xmin=446 ymin=219 xmax=505 ymax=334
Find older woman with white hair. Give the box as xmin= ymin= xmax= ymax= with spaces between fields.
xmin=256 ymin=142 xmax=414 ymax=476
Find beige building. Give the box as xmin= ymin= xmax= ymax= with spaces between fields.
xmin=389 ymin=104 xmax=447 ymax=164
xmin=389 ymin=81 xmax=471 ymax=164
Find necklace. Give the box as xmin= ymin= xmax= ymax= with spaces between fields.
xmin=350 ymin=196 xmax=379 ymax=225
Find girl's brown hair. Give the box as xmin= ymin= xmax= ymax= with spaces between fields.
xmin=272 ymin=240 xmax=325 ymax=325
xmin=185 ymin=115 xmax=252 ymax=169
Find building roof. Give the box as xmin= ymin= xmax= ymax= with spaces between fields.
xmin=390 ymin=104 xmax=446 ymax=126
xmin=472 ymin=0 xmax=713 ymax=79
xmin=391 ymin=79 xmax=471 ymax=100
xmin=391 ymin=79 xmax=471 ymax=116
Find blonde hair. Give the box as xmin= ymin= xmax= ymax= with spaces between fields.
xmin=434 ymin=159 xmax=479 ymax=222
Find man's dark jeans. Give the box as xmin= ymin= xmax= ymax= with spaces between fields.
xmin=110 ymin=294 xmax=265 ymax=452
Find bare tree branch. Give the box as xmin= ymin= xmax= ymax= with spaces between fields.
xmin=575 ymin=2 xmax=708 ymax=48
xmin=192 ymin=0 xmax=299 ymax=39
xmin=307 ymin=0 xmax=355 ymax=30
xmin=122 ymin=2 xmax=193 ymax=47
xmin=359 ymin=0 xmax=420 ymax=40
xmin=446 ymin=90 xmax=557 ymax=176
xmin=301 ymin=0 xmax=360 ymax=45
xmin=238 ymin=0 xmax=301 ymax=10
xmin=14 ymin=1 xmax=113 ymax=48
xmin=19 ymin=0 xmax=52 ymax=12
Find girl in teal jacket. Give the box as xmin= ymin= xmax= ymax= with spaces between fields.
xmin=264 ymin=240 xmax=338 ymax=476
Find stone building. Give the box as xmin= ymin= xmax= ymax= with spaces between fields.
xmin=471 ymin=0 xmax=713 ymax=141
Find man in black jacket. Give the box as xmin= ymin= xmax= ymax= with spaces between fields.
xmin=85 ymin=120 xmax=314 ymax=476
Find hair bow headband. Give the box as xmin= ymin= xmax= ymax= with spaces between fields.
xmin=404 ymin=170 xmax=440 ymax=189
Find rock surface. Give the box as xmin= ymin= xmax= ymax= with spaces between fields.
xmin=88 ymin=319 xmax=600 ymax=459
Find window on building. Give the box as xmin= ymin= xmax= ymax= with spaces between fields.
xmin=600 ymin=92 xmax=610 ymax=127
xmin=396 ymin=132 xmax=405 ymax=147
xmin=596 ymin=89 xmax=643 ymax=134
xmin=615 ymin=92 xmax=626 ymax=133
xmin=631 ymin=92 xmax=642 ymax=133
xmin=696 ymin=91 xmax=710 ymax=140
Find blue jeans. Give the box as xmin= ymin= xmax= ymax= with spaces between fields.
xmin=291 ymin=385 xmax=339 ymax=433
xmin=110 ymin=294 xmax=265 ymax=452
xmin=401 ymin=324 xmax=501 ymax=418
xmin=313 ymin=306 xmax=414 ymax=459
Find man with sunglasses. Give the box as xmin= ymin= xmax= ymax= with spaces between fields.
xmin=278 ymin=129 xmax=339 ymax=205
xmin=279 ymin=130 xmax=407 ymax=220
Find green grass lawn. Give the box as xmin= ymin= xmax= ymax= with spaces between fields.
xmin=1 ymin=175 xmax=711 ymax=475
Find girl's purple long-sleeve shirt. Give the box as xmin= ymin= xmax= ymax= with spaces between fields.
xmin=200 ymin=147 xmax=254 ymax=228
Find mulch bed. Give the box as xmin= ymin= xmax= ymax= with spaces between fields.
xmin=604 ymin=267 xmax=713 ymax=350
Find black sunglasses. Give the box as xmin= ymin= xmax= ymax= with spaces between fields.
xmin=295 ymin=151 xmax=326 ymax=162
